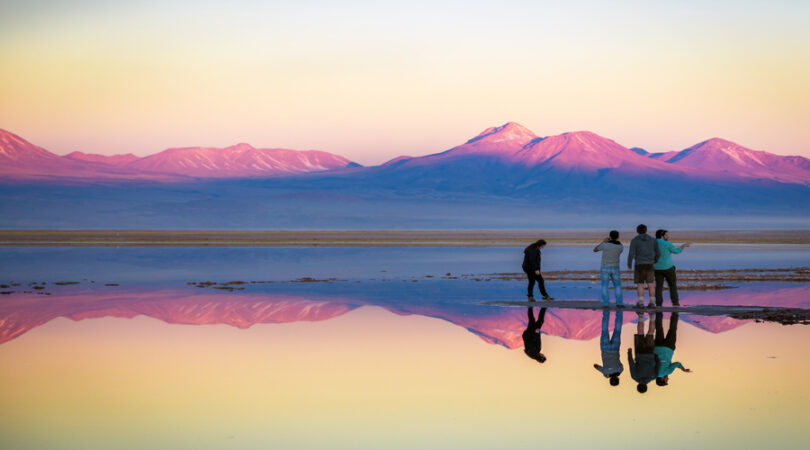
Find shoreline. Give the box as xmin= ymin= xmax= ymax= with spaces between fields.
xmin=1 ymin=229 xmax=809 ymax=247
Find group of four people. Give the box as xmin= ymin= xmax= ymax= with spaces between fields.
xmin=523 ymin=224 xmax=691 ymax=307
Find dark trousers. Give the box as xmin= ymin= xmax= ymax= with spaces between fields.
xmin=654 ymin=266 xmax=679 ymax=306
xmin=654 ymin=312 xmax=679 ymax=350
xmin=525 ymin=270 xmax=549 ymax=297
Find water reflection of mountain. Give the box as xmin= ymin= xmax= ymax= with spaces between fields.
xmin=1 ymin=285 xmax=808 ymax=348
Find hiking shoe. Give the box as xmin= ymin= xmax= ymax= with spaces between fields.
xmin=636 ymin=301 xmax=644 ymax=308
xmin=647 ymin=302 xmax=656 ymax=308
xmin=542 ymin=295 xmax=554 ymax=301
xmin=616 ymin=304 xmax=626 ymax=309
xmin=527 ymin=296 xmax=535 ymax=301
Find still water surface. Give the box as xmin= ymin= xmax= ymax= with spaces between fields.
xmin=1 ymin=246 xmax=808 ymax=449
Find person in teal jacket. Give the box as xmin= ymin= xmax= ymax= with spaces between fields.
xmin=654 ymin=312 xmax=692 ymax=386
xmin=654 ymin=229 xmax=691 ymax=306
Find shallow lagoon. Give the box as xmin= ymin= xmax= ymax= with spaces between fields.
xmin=1 ymin=246 xmax=809 ymax=449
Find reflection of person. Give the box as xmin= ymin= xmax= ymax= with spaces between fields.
xmin=594 ymin=310 xmax=624 ymax=386
xmin=523 ymin=239 xmax=553 ymax=300
xmin=593 ymin=230 xmax=624 ymax=307
xmin=628 ymin=224 xmax=660 ymax=308
xmin=654 ymin=312 xmax=692 ymax=386
xmin=522 ymin=302 xmax=548 ymax=363
xmin=628 ymin=312 xmax=659 ymax=393
xmin=654 ymin=229 xmax=691 ymax=307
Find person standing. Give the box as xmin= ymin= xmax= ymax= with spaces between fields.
xmin=594 ymin=310 xmax=624 ymax=386
xmin=627 ymin=224 xmax=660 ymax=308
xmin=654 ymin=229 xmax=691 ymax=307
xmin=593 ymin=230 xmax=623 ymax=307
xmin=523 ymin=239 xmax=553 ymax=300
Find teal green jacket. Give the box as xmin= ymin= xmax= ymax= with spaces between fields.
xmin=654 ymin=239 xmax=682 ymax=270
xmin=654 ymin=346 xmax=684 ymax=377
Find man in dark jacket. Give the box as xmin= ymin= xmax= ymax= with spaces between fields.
xmin=627 ymin=224 xmax=660 ymax=307
xmin=523 ymin=239 xmax=553 ymax=300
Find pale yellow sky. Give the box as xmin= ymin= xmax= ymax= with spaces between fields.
xmin=1 ymin=1 xmax=808 ymax=165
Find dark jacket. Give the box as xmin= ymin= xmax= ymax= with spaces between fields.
xmin=628 ymin=233 xmax=660 ymax=266
xmin=628 ymin=349 xmax=661 ymax=385
xmin=522 ymin=244 xmax=541 ymax=272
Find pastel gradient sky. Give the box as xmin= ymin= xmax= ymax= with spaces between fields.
xmin=1 ymin=0 xmax=809 ymax=165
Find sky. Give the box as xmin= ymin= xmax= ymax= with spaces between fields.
xmin=1 ymin=0 xmax=809 ymax=165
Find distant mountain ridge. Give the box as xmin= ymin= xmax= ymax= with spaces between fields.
xmin=128 ymin=143 xmax=357 ymax=178
xmin=65 ymin=151 xmax=140 ymax=166
xmin=2 ymin=124 xmax=810 ymax=229
xmin=0 ymin=129 xmax=359 ymax=180
xmin=649 ymin=137 xmax=810 ymax=185
xmin=2 ymin=124 xmax=808 ymax=185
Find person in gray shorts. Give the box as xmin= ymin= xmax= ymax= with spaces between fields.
xmin=627 ymin=224 xmax=660 ymax=308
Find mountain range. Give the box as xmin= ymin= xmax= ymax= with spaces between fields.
xmin=1 ymin=129 xmax=358 ymax=180
xmin=2 ymin=123 xmax=809 ymax=185
xmin=1 ymin=123 xmax=809 ymax=228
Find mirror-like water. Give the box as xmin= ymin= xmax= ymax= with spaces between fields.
xmin=1 ymin=246 xmax=809 ymax=449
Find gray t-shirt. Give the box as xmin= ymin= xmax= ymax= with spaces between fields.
xmin=596 ymin=350 xmax=624 ymax=375
xmin=597 ymin=242 xmax=623 ymax=268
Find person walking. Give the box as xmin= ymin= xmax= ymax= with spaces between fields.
xmin=627 ymin=224 xmax=660 ymax=308
xmin=654 ymin=229 xmax=691 ymax=306
xmin=594 ymin=310 xmax=624 ymax=386
xmin=594 ymin=230 xmax=623 ymax=307
xmin=523 ymin=239 xmax=553 ymax=300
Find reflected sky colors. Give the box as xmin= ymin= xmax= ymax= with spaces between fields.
xmin=2 ymin=1 xmax=810 ymax=163
xmin=1 ymin=245 xmax=809 ymax=448
xmin=1 ymin=307 xmax=808 ymax=449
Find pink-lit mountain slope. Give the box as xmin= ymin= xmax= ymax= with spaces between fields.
xmin=1 ymin=128 xmax=359 ymax=181
xmin=389 ymin=123 xmax=686 ymax=176
xmin=397 ymin=122 xmax=537 ymax=166
xmin=514 ymin=130 xmax=684 ymax=174
xmin=0 ymin=129 xmax=83 ymax=175
xmin=650 ymin=138 xmax=810 ymax=185
xmin=0 ymin=129 xmax=181 ymax=182
xmin=127 ymin=143 xmax=359 ymax=178
xmin=65 ymin=151 xmax=140 ymax=166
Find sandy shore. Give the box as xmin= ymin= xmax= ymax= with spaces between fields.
xmin=1 ymin=229 xmax=809 ymax=246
